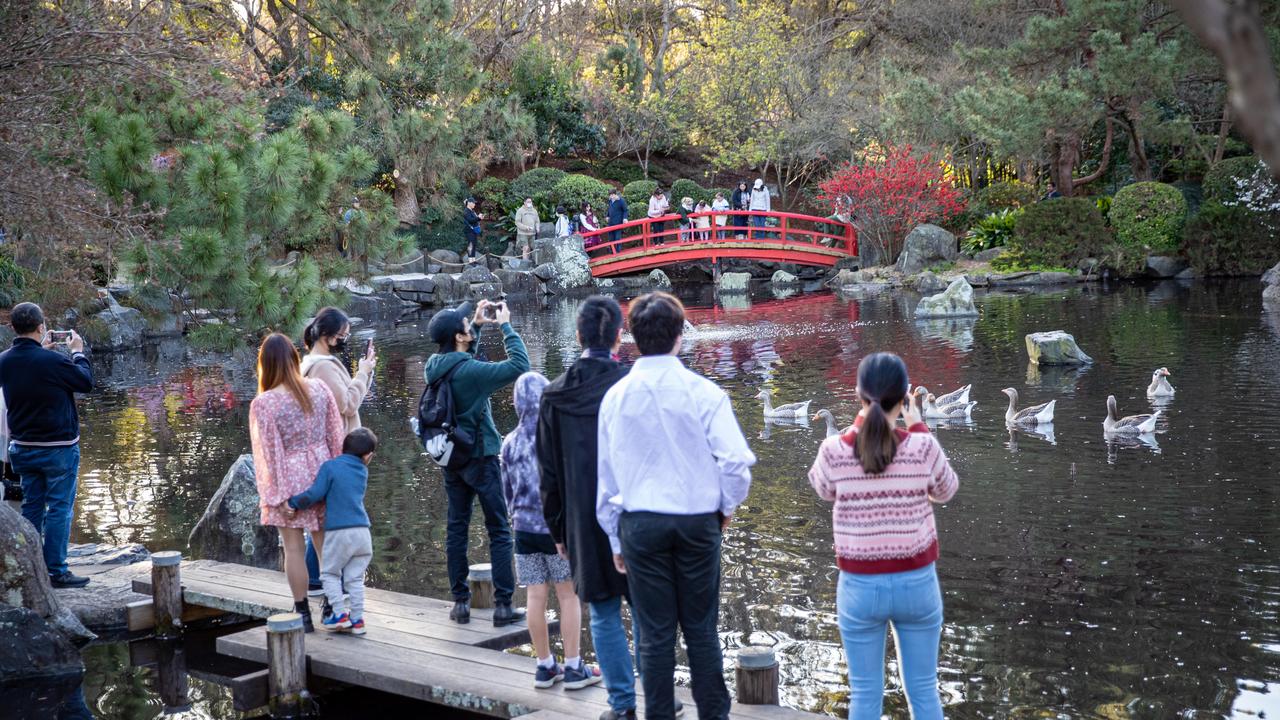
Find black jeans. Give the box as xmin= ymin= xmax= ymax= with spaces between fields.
xmin=443 ymin=455 xmax=515 ymax=604
xmin=620 ymin=511 xmax=728 ymax=720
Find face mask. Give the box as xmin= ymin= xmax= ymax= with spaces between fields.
xmin=329 ymin=336 xmax=348 ymax=354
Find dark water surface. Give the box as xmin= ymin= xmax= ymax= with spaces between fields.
xmin=72 ymin=280 xmax=1279 ymax=718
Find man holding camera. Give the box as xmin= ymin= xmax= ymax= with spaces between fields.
xmin=0 ymin=302 xmax=94 ymax=588
xmin=425 ymin=299 xmax=530 ymax=626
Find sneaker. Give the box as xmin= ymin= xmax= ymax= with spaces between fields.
xmin=49 ymin=572 xmax=90 ymax=589
xmin=307 ymin=583 xmax=325 ymax=597
xmin=533 ymin=662 xmax=563 ymax=689
xmin=348 ymin=617 xmax=366 ymax=636
xmin=320 ymin=598 xmax=335 ymax=620
xmin=562 ymin=661 xmax=602 ymax=690
xmin=321 ymin=611 xmax=352 ymax=631
xmin=598 ymin=710 xmax=636 ymax=720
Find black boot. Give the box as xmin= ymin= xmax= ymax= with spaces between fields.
xmin=294 ymin=599 xmax=314 ymax=633
xmin=492 ymin=603 xmax=525 ymax=627
xmin=450 ymin=599 xmax=470 ymax=624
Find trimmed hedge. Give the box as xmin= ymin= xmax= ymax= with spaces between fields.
xmin=670 ymin=178 xmax=705 ymax=205
xmin=972 ymin=181 xmax=1039 ymax=216
xmin=1181 ymin=202 xmax=1279 ymax=275
xmin=1009 ymin=197 xmax=1108 ymax=268
xmin=470 ymin=176 xmax=509 ymax=215
xmin=505 ymin=167 xmax=567 ymax=212
xmin=552 ymin=174 xmax=612 ymax=213
xmin=1110 ymin=181 xmax=1187 ymax=251
xmin=1203 ymin=156 xmax=1260 ymax=204
xmin=623 ymin=179 xmax=659 ymax=211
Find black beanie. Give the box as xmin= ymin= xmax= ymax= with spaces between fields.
xmin=427 ymin=302 xmax=474 ymax=346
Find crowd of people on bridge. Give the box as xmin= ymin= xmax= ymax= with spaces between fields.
xmin=1 ymin=291 xmax=959 ymax=720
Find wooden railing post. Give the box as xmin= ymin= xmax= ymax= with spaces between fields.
xmin=151 ymin=550 xmax=183 ymax=638
xmin=781 ymin=215 xmax=789 ymax=243
xmin=267 ymin=612 xmax=309 ymax=718
xmin=468 ymin=563 xmax=494 ymax=609
xmin=735 ymin=645 xmax=780 ymax=705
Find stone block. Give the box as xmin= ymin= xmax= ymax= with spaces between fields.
xmin=1026 ymin=330 xmax=1093 ymax=365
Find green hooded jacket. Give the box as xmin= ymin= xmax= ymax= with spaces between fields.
xmin=424 ymin=322 xmax=531 ymax=458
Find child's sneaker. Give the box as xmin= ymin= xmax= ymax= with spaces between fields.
xmin=349 ymin=616 xmax=366 ymax=636
xmin=533 ymin=662 xmax=564 ymax=689
xmin=321 ymin=610 xmax=352 ymax=631
xmin=563 ymin=661 xmax=602 ymax=690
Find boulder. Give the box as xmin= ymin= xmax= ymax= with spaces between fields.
xmin=647 ymin=269 xmax=672 ymax=289
xmin=494 ymin=270 xmax=539 ymax=298
xmin=1264 ymin=283 xmax=1280 ymax=305
xmin=467 ymin=283 xmax=505 ymax=301
xmin=595 ymin=278 xmax=616 ymax=289
xmin=66 ymin=543 xmax=150 ymax=566
xmin=0 ymin=502 xmax=94 ymax=645
xmin=429 ymin=273 xmax=469 ymax=305
xmin=915 ymin=277 xmax=979 ymax=318
xmin=1263 ymin=262 xmax=1280 ymax=287
xmin=428 ymin=249 xmax=462 ymax=268
xmin=827 ymin=269 xmax=872 ymax=287
xmin=532 ymin=263 xmax=558 ymax=282
xmin=1145 ymin=255 xmax=1188 ymax=278
xmin=965 ymin=273 xmax=990 ymax=287
xmin=989 ymin=271 xmax=1076 ymax=286
xmin=895 ymin=224 xmax=959 ymax=275
xmin=1026 ymin=330 xmax=1093 ymax=365
xmin=974 ymin=247 xmax=1005 ymax=263
xmin=0 ymin=607 xmax=83 ymax=684
xmin=345 ymin=292 xmax=404 ymax=318
xmin=459 ymin=265 xmax=499 ymax=284
xmin=83 ymin=294 xmax=147 ymax=352
xmin=770 ymin=270 xmax=799 ymax=285
xmin=717 ymin=272 xmax=752 ymax=293
xmin=544 ymin=235 xmax=593 ymax=291
xmin=538 ymin=221 xmax=556 ymax=239
xmin=1175 ymin=267 xmax=1197 ymax=280
xmin=187 ymin=454 xmax=281 ymax=570
xmin=505 ymin=258 xmax=535 ymax=271
xmin=914 ymin=271 xmax=948 ymax=294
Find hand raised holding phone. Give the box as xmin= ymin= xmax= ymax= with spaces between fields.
xmin=358 ymin=337 xmax=377 ymax=374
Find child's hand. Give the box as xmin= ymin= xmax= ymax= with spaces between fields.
xmin=282 ymin=503 xmax=296 ymax=519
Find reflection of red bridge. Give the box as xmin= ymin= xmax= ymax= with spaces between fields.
xmin=580 ymin=211 xmax=857 ymax=277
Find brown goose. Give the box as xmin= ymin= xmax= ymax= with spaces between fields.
xmin=1002 ymin=387 xmax=1055 ymax=426
xmin=1103 ymin=395 xmax=1160 ymax=434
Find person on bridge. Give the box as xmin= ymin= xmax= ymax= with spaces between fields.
xmin=749 ymin=178 xmax=771 ymax=235
xmin=579 ymin=202 xmax=600 ymax=241
xmin=597 ymin=292 xmax=756 ymax=720
xmin=711 ymin=192 xmax=730 ymax=239
xmin=731 ymin=181 xmax=751 ymax=238
xmin=515 ymin=198 xmax=540 ymax=261
xmin=676 ymin=196 xmax=695 ymax=242
xmin=606 ymin=189 xmax=628 ymax=248
xmin=647 ymin=187 xmax=670 ymax=244
xmin=694 ymin=200 xmax=712 ymax=241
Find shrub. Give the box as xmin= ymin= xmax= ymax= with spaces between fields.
xmin=670 ymin=178 xmax=705 ymax=205
xmin=971 ymin=181 xmax=1039 ymax=216
xmin=623 ymin=179 xmax=659 ymax=211
xmin=505 ymin=167 xmax=567 ymax=212
xmin=1098 ymin=242 xmax=1148 ymax=277
xmin=1181 ymin=202 xmax=1279 ymax=275
xmin=1009 ymin=198 xmax=1108 ymax=268
xmin=963 ymin=208 xmax=1022 ymax=254
xmin=551 ymin=174 xmax=612 ymax=213
xmin=0 ymin=249 xmax=25 ymax=307
xmin=595 ymin=160 xmax=646 ymax=185
xmin=1094 ymin=195 xmax=1112 ymax=222
xmin=1203 ymin=156 xmax=1261 ymax=203
xmin=1110 ymin=181 xmax=1187 ymax=251
xmin=989 ymin=249 xmax=1071 ymax=274
xmin=469 ymin=176 xmax=509 ymax=215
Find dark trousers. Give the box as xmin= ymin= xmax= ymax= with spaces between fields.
xmin=621 ymin=511 xmax=728 ymax=720
xmin=443 ymin=455 xmax=514 ymax=604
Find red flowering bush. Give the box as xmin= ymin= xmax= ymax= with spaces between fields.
xmin=819 ymin=145 xmax=966 ymax=265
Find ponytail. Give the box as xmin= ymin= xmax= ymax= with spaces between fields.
xmin=852 ymin=352 xmax=909 ymax=474
xmin=854 ymin=397 xmax=898 ymax=474
xmin=303 ymin=306 xmax=349 ymax=350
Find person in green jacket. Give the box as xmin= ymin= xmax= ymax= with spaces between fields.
xmin=425 ymin=299 xmax=531 ymax=627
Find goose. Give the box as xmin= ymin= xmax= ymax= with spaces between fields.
xmin=755 ymin=390 xmax=812 ymax=419
xmin=812 ymin=409 xmax=841 ymax=437
xmin=1146 ymin=368 xmax=1174 ymax=397
xmin=1103 ymin=395 xmax=1160 ymax=434
xmin=1002 ymin=387 xmax=1055 ymax=426
xmin=933 ymin=384 xmax=972 ymax=407
xmin=924 ymin=393 xmax=977 ymax=420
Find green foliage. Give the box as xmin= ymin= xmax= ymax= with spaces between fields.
xmin=507 ymin=167 xmax=567 ymax=213
xmin=509 ymin=43 xmax=605 ymax=158
xmin=593 ymin=160 xmax=645 ymax=185
xmin=1010 ymin=198 xmax=1108 ymax=268
xmin=1110 ymin=181 xmax=1187 ymax=251
xmin=971 ymin=182 xmax=1038 ymax=216
xmin=963 ymin=208 xmax=1022 ymax=254
xmin=552 ymin=174 xmax=612 ymax=213
xmin=1098 ymin=242 xmax=1148 ymax=277
xmin=0 ymin=249 xmax=25 ymax=307
xmin=1203 ymin=156 xmax=1261 ymax=203
xmin=470 ymin=176 xmax=510 ymax=215
xmin=1095 ymin=195 xmax=1112 ymax=221
xmin=669 ymin=178 xmax=706 ymax=205
xmin=623 ymin=180 xmax=659 ymax=210
xmin=989 ymin=249 xmax=1070 ymax=274
xmin=1181 ymin=202 xmax=1280 ymax=276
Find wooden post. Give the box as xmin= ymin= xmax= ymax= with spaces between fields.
xmin=735 ymin=645 xmax=780 ymax=705
xmin=468 ymin=563 xmax=494 ymax=609
xmin=151 ymin=550 xmax=183 ymax=638
xmin=156 ymin=639 xmax=192 ymax=713
xmin=267 ymin=613 xmax=309 ymax=719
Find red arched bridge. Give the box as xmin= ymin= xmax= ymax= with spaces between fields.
xmin=579 ymin=210 xmax=858 ymax=278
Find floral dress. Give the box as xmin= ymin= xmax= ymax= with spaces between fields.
xmin=250 ymin=379 xmax=344 ymax=530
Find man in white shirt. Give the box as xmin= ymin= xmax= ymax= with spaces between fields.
xmin=596 ymin=292 xmax=756 ymax=720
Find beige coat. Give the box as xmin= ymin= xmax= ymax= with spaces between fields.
xmin=300 ymin=354 xmax=371 ymax=434
xmin=515 ymin=205 xmax=540 ymax=240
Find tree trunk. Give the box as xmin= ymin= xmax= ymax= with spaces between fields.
xmin=1213 ymin=102 xmax=1233 ymax=165
xmin=1122 ymin=109 xmax=1152 ymax=181
xmin=1050 ymin=129 xmax=1081 ymax=197
xmin=393 ymin=177 xmax=421 ymax=227
xmin=0 ymin=502 xmax=94 ymax=644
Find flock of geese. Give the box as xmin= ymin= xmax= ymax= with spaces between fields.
xmin=755 ymin=367 xmax=1176 ymax=440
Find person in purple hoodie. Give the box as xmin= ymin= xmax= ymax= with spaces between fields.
xmin=501 ymin=371 xmax=602 ymax=691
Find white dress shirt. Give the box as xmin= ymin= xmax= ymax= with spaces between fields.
xmin=596 ymin=355 xmax=756 ymax=554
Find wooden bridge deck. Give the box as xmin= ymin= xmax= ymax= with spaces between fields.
xmin=135 ymin=560 xmax=826 ymax=718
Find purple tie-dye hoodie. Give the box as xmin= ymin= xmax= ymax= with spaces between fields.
xmin=500 ymin=371 xmax=551 ymax=535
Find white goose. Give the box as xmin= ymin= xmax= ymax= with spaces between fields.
xmin=812 ymin=409 xmax=841 ymax=437
xmin=755 ymin=390 xmax=812 ymax=419
xmin=933 ymin=384 xmax=973 ymax=407
xmin=924 ymin=393 xmax=977 ymax=420
xmin=1103 ymin=395 xmax=1160 ymax=434
xmin=1002 ymin=387 xmax=1055 ymax=426
xmin=1146 ymin=368 xmax=1174 ymax=397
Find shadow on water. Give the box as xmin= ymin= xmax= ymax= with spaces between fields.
xmin=64 ymin=278 xmax=1280 ymax=718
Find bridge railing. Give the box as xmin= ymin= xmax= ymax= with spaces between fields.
xmin=579 ymin=210 xmax=857 ymax=261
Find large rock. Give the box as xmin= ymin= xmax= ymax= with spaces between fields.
xmin=647 ymin=269 xmax=672 ymax=289
xmin=538 ymin=221 xmax=556 ymax=239
xmin=429 ymin=273 xmax=469 ymax=305
xmin=1026 ymin=330 xmax=1094 ymax=365
xmin=895 ymin=224 xmax=959 ymax=275
xmin=1263 ymin=262 xmax=1280 ymax=287
xmin=428 ymin=249 xmax=462 ymax=268
xmin=372 ymin=273 xmax=436 ymax=305
xmin=83 ymin=294 xmax=147 ymax=352
xmin=0 ymin=607 xmax=83 ymax=684
xmin=458 ymin=265 xmax=499 ymax=284
xmin=505 ymin=258 xmax=534 ymax=271
xmin=1145 ymin=255 xmax=1188 ymax=278
xmin=915 ymin=277 xmax=979 ymax=318
xmin=770 ymin=270 xmax=799 ymax=285
xmin=827 ymin=269 xmax=873 ymax=287
xmin=494 ymin=270 xmax=540 ymax=298
xmin=717 ymin=272 xmax=752 ymax=293
xmin=914 ymin=271 xmax=948 ymax=294
xmin=988 ymin=271 xmax=1077 ymax=286
xmin=543 ymin=235 xmax=593 ymax=292
xmin=187 ymin=454 xmax=281 ymax=570
xmin=974 ymin=247 xmax=1005 ymax=263
xmin=1264 ymin=283 xmax=1280 ymax=306
xmin=0 ymin=503 xmax=94 ymax=646
xmin=532 ymin=263 xmax=557 ymax=282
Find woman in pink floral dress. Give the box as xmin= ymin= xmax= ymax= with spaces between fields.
xmin=249 ymin=333 xmax=344 ymax=630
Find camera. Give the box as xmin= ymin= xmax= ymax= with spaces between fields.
xmin=49 ymin=330 xmax=72 ymax=344
xmin=482 ymin=303 xmax=499 ymax=320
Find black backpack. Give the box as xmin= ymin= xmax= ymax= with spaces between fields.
xmin=416 ymin=360 xmax=475 ymax=469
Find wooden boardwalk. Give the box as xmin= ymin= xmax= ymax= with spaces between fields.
xmin=134 ymin=560 xmax=826 ymax=718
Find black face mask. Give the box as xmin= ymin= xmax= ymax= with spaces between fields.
xmin=329 ymin=337 xmax=348 ymax=354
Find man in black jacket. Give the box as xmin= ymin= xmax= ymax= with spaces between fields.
xmin=605 ymin=189 xmax=628 ymax=249
xmin=0 ymin=303 xmax=93 ymax=588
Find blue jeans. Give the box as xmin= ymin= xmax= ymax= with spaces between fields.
xmin=443 ymin=455 xmax=514 ymax=604
xmin=9 ymin=443 xmax=80 ymax=577
xmin=837 ymin=564 xmax=944 ymax=720
xmin=589 ymin=594 xmax=642 ymax=712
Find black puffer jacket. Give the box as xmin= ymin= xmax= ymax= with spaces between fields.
xmin=537 ymin=356 xmax=629 ymax=602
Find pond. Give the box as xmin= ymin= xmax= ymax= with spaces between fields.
xmin=69 ymin=279 xmax=1279 ymax=718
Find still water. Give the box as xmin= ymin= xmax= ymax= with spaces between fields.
xmin=73 ymin=280 xmax=1279 ymax=718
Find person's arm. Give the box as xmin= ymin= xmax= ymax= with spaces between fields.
xmin=596 ymin=394 xmax=625 ymax=556
xmin=499 ymin=440 xmax=517 ymax=517
xmin=465 ymin=322 xmax=531 ymax=395
xmin=537 ymin=398 xmax=566 ymax=545
xmin=315 ymin=360 xmax=368 ymax=421
xmin=620 ymin=199 xmax=628 ymax=222
xmin=925 ymin=436 xmax=959 ymax=503
xmin=288 ymin=463 xmax=332 ymax=511
xmin=705 ymin=392 xmax=756 ymax=524
xmin=807 ymin=444 xmax=837 ymax=502
xmin=317 ymin=382 xmax=345 ymax=458
xmin=249 ymin=400 xmax=291 ymax=508
xmin=52 ymin=350 xmax=94 ymax=394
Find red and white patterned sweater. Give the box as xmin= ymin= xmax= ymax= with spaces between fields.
xmin=808 ymin=419 xmax=959 ymax=574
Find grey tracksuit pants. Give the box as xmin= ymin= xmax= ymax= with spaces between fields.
xmin=321 ymin=527 xmax=373 ymax=619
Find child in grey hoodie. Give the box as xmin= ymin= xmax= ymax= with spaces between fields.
xmin=501 ymin=372 xmax=600 ymax=690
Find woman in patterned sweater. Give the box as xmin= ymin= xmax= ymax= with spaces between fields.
xmin=808 ymin=352 xmax=959 ymax=720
